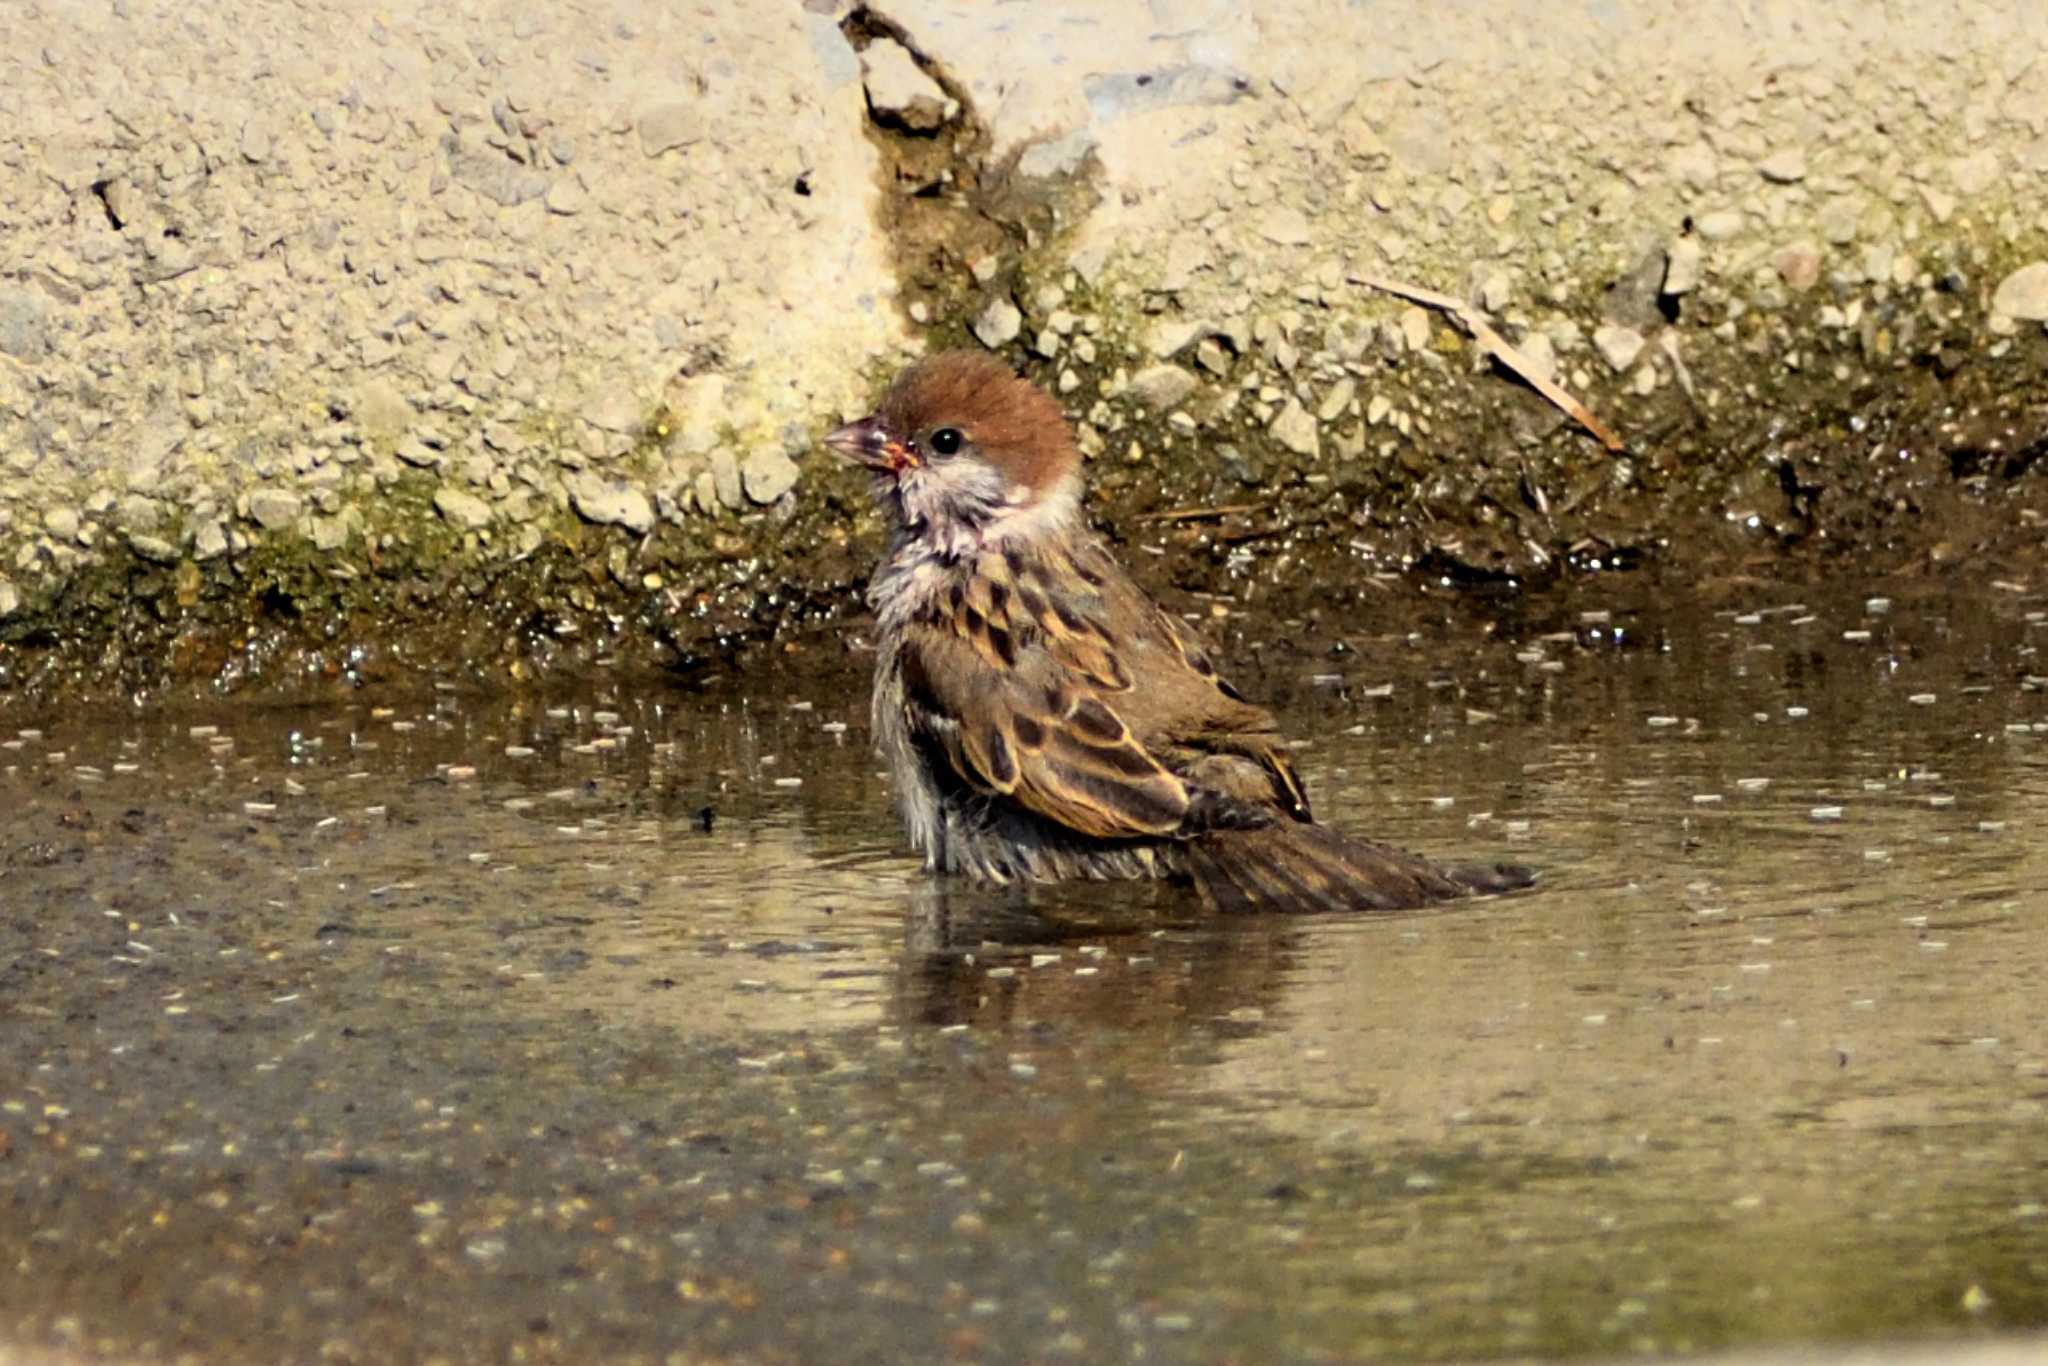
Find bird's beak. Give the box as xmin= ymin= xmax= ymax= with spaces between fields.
xmin=824 ymin=415 xmax=918 ymax=474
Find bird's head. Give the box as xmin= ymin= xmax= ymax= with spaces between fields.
xmin=825 ymin=352 xmax=1080 ymax=556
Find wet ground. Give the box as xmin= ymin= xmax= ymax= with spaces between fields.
xmin=3 ymin=577 xmax=2046 ymax=1364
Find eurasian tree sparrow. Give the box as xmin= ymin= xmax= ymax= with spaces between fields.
xmin=827 ymin=352 xmax=1532 ymax=912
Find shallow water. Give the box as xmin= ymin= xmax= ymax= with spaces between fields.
xmin=3 ymin=581 xmax=2045 ymax=1363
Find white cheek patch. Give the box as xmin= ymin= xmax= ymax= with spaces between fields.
xmin=984 ymin=475 xmax=1082 ymax=548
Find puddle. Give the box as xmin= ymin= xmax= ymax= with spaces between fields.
xmin=3 ymin=581 xmax=2045 ymax=1362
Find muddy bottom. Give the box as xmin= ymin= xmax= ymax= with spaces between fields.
xmin=3 ymin=578 xmax=2046 ymax=1364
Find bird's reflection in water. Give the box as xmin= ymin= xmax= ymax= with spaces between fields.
xmin=893 ymin=879 xmax=1308 ymax=1038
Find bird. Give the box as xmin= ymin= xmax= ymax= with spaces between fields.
xmin=824 ymin=351 xmax=1534 ymax=913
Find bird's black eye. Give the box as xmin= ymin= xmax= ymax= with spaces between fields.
xmin=928 ymin=427 xmax=964 ymax=457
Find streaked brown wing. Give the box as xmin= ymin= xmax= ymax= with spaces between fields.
xmin=896 ymin=616 xmax=1190 ymax=842
xmin=897 ymin=535 xmax=1321 ymax=842
xmin=1155 ymin=611 xmax=1314 ymax=822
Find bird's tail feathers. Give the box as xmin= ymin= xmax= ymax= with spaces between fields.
xmin=1183 ymin=822 xmax=1534 ymax=914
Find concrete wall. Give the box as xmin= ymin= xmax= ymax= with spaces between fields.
xmin=1 ymin=0 xmax=902 ymax=581
xmin=2 ymin=0 xmax=2044 ymax=689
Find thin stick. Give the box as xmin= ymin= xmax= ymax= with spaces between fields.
xmin=1134 ymin=502 xmax=1276 ymax=524
xmin=1218 ymin=523 xmax=1297 ymax=547
xmin=1350 ymin=271 xmax=1629 ymax=454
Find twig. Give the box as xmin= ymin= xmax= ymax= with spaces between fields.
xmin=1134 ymin=502 xmax=1276 ymax=524
xmin=1218 ymin=523 xmax=1298 ymax=547
xmin=1350 ymin=271 xmax=1629 ymax=454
